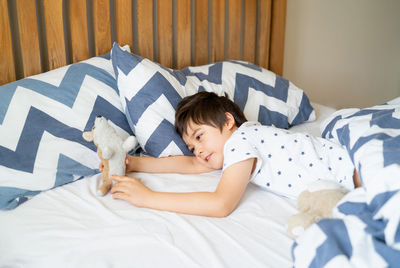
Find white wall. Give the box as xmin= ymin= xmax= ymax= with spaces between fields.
xmin=283 ymin=0 xmax=400 ymax=109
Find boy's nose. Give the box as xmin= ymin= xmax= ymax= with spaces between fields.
xmin=194 ymin=146 xmax=203 ymax=157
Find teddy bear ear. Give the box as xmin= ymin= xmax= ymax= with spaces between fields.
xmin=82 ymin=131 xmax=94 ymax=142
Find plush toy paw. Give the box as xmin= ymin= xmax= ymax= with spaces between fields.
xmin=97 ymin=180 xmax=112 ymax=196
xmin=286 ymin=180 xmax=349 ymax=239
xmin=287 ymin=213 xmax=315 ymax=239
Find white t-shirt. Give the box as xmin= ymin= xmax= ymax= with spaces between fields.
xmin=223 ymin=122 xmax=355 ymax=199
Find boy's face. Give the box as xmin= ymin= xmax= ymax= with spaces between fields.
xmin=182 ymin=115 xmax=237 ymax=170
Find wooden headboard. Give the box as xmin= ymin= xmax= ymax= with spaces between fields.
xmin=0 ymin=0 xmax=286 ymax=86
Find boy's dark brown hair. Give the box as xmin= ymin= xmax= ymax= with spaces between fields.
xmin=175 ymin=91 xmax=247 ymax=137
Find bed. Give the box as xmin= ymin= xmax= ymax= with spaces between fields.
xmin=0 ymin=104 xmax=331 ymax=268
xmin=1 ymin=1 xmax=400 ymax=267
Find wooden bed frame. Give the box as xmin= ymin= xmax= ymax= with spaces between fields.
xmin=0 ymin=0 xmax=286 ymax=86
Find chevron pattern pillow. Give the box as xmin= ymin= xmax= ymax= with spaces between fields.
xmin=112 ymin=43 xmax=315 ymax=157
xmin=0 ymin=53 xmax=133 ymax=210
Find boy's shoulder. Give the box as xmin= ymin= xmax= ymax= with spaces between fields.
xmin=226 ymin=121 xmax=262 ymax=145
xmin=238 ymin=121 xmax=262 ymax=131
xmin=228 ymin=121 xmax=286 ymax=145
xmin=236 ymin=121 xmax=278 ymax=135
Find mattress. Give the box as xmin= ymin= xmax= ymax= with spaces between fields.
xmin=0 ymin=103 xmax=335 ymax=268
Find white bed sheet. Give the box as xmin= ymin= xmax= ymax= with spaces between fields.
xmin=0 ymin=103 xmax=335 ymax=268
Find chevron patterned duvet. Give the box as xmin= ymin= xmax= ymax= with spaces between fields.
xmin=292 ymin=97 xmax=400 ymax=267
xmin=0 ymin=54 xmax=133 ymax=210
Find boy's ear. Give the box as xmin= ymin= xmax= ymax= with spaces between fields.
xmin=225 ymin=112 xmax=236 ymax=129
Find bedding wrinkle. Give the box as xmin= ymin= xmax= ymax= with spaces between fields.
xmin=230 ymin=212 xmax=293 ymax=266
xmin=157 ymin=213 xmax=226 ymax=268
xmin=234 ymin=209 xmax=289 ymax=233
xmin=47 ymin=178 xmax=129 ymax=224
xmin=201 ymin=218 xmax=289 ymax=268
xmin=240 ymin=184 xmax=297 ymax=218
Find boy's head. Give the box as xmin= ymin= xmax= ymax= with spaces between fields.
xmin=175 ymin=91 xmax=247 ymax=137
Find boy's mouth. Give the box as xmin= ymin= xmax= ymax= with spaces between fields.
xmin=205 ymin=154 xmax=212 ymax=162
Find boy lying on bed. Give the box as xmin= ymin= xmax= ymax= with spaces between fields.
xmin=100 ymin=91 xmax=361 ymax=217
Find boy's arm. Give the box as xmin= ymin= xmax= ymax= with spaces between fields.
xmin=127 ymin=155 xmax=213 ymax=174
xmin=111 ymin=158 xmax=255 ymax=217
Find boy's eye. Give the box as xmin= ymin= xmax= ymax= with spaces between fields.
xmin=196 ymin=134 xmax=202 ymax=140
xmin=189 ymin=147 xmax=194 ymax=153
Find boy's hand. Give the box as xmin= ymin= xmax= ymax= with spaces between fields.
xmin=110 ymin=175 xmax=152 ymax=208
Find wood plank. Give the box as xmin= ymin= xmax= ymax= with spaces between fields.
xmin=93 ymin=0 xmax=111 ymax=56
xmin=211 ymin=0 xmax=225 ymax=62
xmin=176 ymin=0 xmax=191 ymax=68
xmin=269 ymin=0 xmax=286 ymax=76
xmin=43 ymin=0 xmax=66 ymax=70
xmin=227 ymin=0 xmax=241 ymax=60
xmin=115 ymin=0 xmax=133 ymax=48
xmin=256 ymin=0 xmax=272 ymax=69
xmin=242 ymin=0 xmax=257 ymax=63
xmin=70 ymin=0 xmax=89 ymax=63
xmin=194 ymin=0 xmax=208 ymax=66
xmin=137 ymin=0 xmax=154 ymax=60
xmin=0 ymin=0 xmax=16 ymax=85
xmin=158 ymin=0 xmax=173 ymax=67
xmin=16 ymin=0 xmax=41 ymax=77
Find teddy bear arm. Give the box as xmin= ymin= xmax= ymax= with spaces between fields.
xmin=101 ymin=146 xmax=114 ymax=159
xmin=286 ymin=212 xmax=316 ymax=239
xmin=107 ymin=153 xmax=126 ymax=175
xmin=98 ymin=179 xmax=112 ymax=196
xmin=96 ymin=150 xmax=113 ymax=196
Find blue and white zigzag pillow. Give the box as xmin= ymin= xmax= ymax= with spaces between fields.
xmin=111 ymin=43 xmax=315 ymax=157
xmin=181 ymin=61 xmax=315 ymax=127
xmin=0 ymin=52 xmax=133 ymax=210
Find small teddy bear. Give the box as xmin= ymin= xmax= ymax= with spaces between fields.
xmin=286 ymin=180 xmax=349 ymax=239
xmin=82 ymin=116 xmax=138 ymax=196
